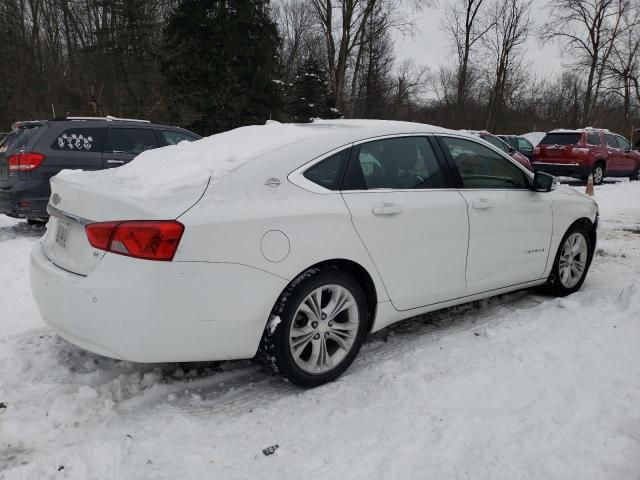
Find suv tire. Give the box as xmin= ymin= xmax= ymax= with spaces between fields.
xmin=592 ymin=163 xmax=605 ymax=185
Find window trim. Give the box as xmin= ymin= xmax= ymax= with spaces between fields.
xmin=434 ymin=133 xmax=534 ymax=191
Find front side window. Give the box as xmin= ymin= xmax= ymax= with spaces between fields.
xmin=52 ymin=128 xmax=105 ymax=152
xmin=440 ymin=136 xmax=529 ymax=189
xmin=160 ymin=130 xmax=198 ymax=145
xmin=605 ymin=134 xmax=620 ymax=148
xmin=342 ymin=137 xmax=447 ymax=190
xmin=616 ymin=136 xmax=631 ymax=150
xmin=107 ymin=128 xmax=158 ymax=155
xmin=586 ymin=133 xmax=600 ymax=146
xmin=303 ymin=148 xmax=350 ymax=191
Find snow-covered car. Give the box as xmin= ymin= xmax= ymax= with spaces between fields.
xmin=30 ymin=120 xmax=599 ymax=387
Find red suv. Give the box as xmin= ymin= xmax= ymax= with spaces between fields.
xmin=532 ymin=128 xmax=640 ymax=184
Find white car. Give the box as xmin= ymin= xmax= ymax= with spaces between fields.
xmin=30 ymin=120 xmax=598 ymax=387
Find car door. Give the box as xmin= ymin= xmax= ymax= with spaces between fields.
xmin=605 ymin=134 xmax=623 ymax=173
xmin=615 ymin=136 xmax=637 ymax=173
xmin=103 ymin=127 xmax=160 ymax=168
xmin=437 ymin=135 xmax=552 ymax=294
xmin=340 ymin=135 xmax=469 ymax=311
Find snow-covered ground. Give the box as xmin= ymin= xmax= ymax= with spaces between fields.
xmin=1 ymin=181 xmax=639 ymax=479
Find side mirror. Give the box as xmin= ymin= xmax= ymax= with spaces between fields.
xmin=532 ymin=171 xmax=556 ymax=192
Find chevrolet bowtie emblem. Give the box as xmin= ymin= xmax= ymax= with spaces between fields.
xmin=51 ymin=193 xmax=61 ymax=205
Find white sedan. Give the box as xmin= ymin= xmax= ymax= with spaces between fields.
xmin=30 ymin=120 xmax=598 ymax=387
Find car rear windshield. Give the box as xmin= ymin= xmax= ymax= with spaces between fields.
xmin=0 ymin=125 xmax=42 ymax=153
xmin=540 ymin=133 xmax=582 ymax=145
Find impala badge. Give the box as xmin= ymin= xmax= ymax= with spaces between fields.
xmin=265 ymin=178 xmax=281 ymax=188
xmin=51 ymin=193 xmax=61 ymax=205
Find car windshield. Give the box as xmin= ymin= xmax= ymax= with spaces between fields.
xmin=0 ymin=125 xmax=42 ymax=153
xmin=540 ymin=133 xmax=582 ymax=145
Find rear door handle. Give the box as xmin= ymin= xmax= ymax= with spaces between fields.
xmin=372 ymin=203 xmax=404 ymax=216
xmin=472 ymin=198 xmax=495 ymax=210
xmin=106 ymin=159 xmax=125 ymax=164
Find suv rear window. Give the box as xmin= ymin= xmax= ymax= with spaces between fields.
xmin=52 ymin=128 xmax=105 ymax=152
xmin=540 ymin=133 xmax=582 ymax=145
xmin=0 ymin=125 xmax=42 ymax=153
xmin=586 ymin=133 xmax=600 ymax=145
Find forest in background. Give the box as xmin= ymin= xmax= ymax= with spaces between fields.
xmin=0 ymin=0 xmax=639 ymax=140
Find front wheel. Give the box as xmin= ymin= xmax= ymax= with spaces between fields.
xmin=545 ymin=224 xmax=593 ymax=296
xmin=259 ymin=268 xmax=368 ymax=388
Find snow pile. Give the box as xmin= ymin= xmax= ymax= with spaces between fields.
xmin=521 ymin=131 xmax=546 ymax=146
xmin=57 ymin=122 xmax=330 ymax=198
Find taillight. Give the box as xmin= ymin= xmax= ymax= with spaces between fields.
xmin=85 ymin=220 xmax=184 ymax=261
xmin=8 ymin=152 xmax=45 ymax=171
xmin=533 ymin=146 xmax=540 ymax=154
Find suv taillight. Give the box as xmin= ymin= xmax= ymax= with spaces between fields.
xmin=8 ymin=152 xmax=46 ymax=171
xmin=86 ymin=220 xmax=184 ymax=261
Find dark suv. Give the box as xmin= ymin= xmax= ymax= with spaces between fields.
xmin=0 ymin=117 xmax=200 ymax=222
xmin=532 ymin=128 xmax=640 ymax=185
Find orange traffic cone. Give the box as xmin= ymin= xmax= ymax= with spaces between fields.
xmin=585 ymin=173 xmax=594 ymax=196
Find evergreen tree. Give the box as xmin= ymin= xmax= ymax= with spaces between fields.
xmin=162 ymin=0 xmax=282 ymax=134
xmin=287 ymin=57 xmax=341 ymax=122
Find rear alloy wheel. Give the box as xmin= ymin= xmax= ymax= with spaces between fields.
xmin=592 ymin=164 xmax=605 ymax=185
xmin=545 ymin=224 xmax=593 ymax=296
xmin=259 ymin=268 xmax=368 ymax=387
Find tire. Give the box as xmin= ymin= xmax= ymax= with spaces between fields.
xmin=630 ymin=168 xmax=640 ymax=181
xmin=27 ymin=219 xmax=47 ymax=226
xmin=592 ymin=163 xmax=605 ymax=185
xmin=259 ymin=267 xmax=368 ymax=388
xmin=545 ymin=223 xmax=594 ymax=297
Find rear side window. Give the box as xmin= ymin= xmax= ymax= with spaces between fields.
xmin=586 ymin=133 xmax=600 ymax=145
xmin=303 ymin=148 xmax=350 ymax=191
xmin=441 ymin=136 xmax=529 ymax=189
xmin=107 ymin=128 xmax=158 ymax=155
xmin=52 ymin=128 xmax=105 ymax=152
xmin=0 ymin=126 xmax=41 ymax=153
xmin=342 ymin=137 xmax=448 ymax=190
xmin=605 ymin=134 xmax=619 ymax=148
xmin=517 ymin=137 xmax=533 ymax=150
xmin=540 ymin=133 xmax=582 ymax=145
xmin=160 ymin=130 xmax=198 ymax=145
xmin=482 ymin=135 xmax=509 ymax=153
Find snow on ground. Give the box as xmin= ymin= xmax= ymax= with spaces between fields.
xmin=1 ymin=181 xmax=640 ymax=479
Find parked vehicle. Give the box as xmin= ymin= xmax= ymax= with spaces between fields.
xmin=0 ymin=117 xmax=200 ymax=223
xmin=532 ymin=128 xmax=640 ymax=184
xmin=31 ymin=120 xmax=598 ymax=388
xmin=498 ymin=134 xmax=535 ymax=160
xmin=463 ymin=130 xmax=532 ymax=170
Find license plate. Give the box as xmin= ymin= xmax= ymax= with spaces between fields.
xmin=55 ymin=221 xmax=70 ymax=248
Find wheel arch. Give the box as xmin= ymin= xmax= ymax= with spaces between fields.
xmin=567 ymin=216 xmax=597 ymax=261
xmin=282 ymin=259 xmax=379 ymax=332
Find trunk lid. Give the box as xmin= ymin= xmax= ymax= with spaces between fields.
xmin=42 ymin=173 xmax=209 ymax=276
xmin=537 ymin=132 xmax=583 ymax=162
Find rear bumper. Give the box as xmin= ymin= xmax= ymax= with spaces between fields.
xmin=0 ymin=181 xmax=49 ymax=219
xmin=531 ymin=162 xmax=591 ymax=178
xmin=30 ymin=243 xmax=288 ymax=362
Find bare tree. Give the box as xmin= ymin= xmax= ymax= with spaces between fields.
xmin=483 ymin=0 xmax=531 ymax=131
xmin=442 ymin=0 xmax=494 ymax=120
xmin=542 ymin=0 xmax=632 ymax=124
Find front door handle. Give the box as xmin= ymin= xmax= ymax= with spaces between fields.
xmin=472 ymin=198 xmax=495 ymax=210
xmin=106 ymin=159 xmax=125 ymax=164
xmin=372 ymin=203 xmax=404 ymax=216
